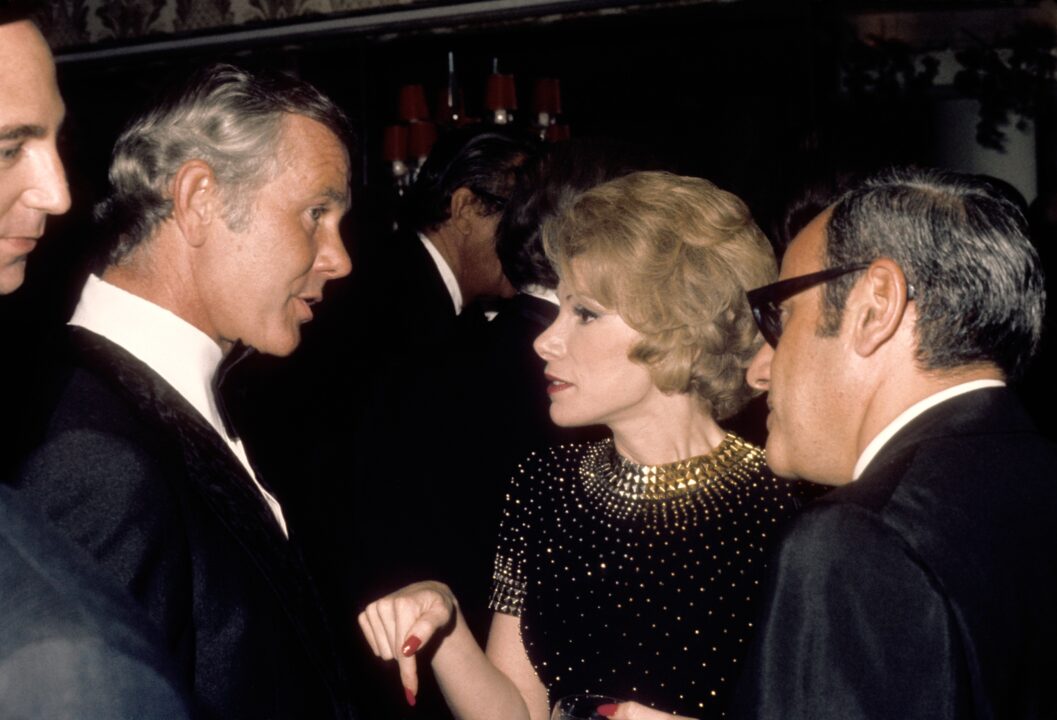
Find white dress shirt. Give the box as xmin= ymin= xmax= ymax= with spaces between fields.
xmin=69 ymin=274 xmax=288 ymax=537
xmin=521 ymin=284 xmax=559 ymax=307
xmin=419 ymin=231 xmax=463 ymax=315
xmin=852 ymin=379 xmax=1007 ymax=480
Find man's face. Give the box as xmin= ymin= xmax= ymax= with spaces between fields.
xmin=0 ymin=21 xmax=71 ymax=294
xmin=192 ymin=114 xmax=352 ymax=356
xmin=466 ymin=208 xmax=515 ymax=300
xmin=746 ymin=209 xmax=859 ymax=484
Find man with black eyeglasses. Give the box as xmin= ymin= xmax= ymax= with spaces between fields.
xmin=734 ymin=167 xmax=1057 ymax=720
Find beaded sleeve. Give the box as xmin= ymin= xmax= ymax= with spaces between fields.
xmin=488 ymin=448 xmax=547 ymax=617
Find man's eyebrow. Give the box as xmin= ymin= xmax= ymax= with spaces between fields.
xmin=0 ymin=125 xmax=46 ymax=142
xmin=323 ymin=187 xmax=350 ymax=209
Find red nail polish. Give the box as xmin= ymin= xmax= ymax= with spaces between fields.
xmin=402 ymin=635 xmax=422 ymax=656
xmin=596 ymin=703 xmax=618 ymax=717
xmin=405 ymin=687 xmax=416 ymax=707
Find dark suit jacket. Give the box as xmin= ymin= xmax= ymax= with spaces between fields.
xmin=13 ymin=328 xmax=355 ymax=720
xmin=734 ymin=388 xmax=1057 ymax=720
xmin=349 ymin=293 xmax=603 ymax=631
xmin=452 ymin=293 xmax=608 ymax=507
xmin=345 ymin=228 xmax=458 ymax=377
xmin=231 ymin=226 xmax=457 ymax=455
xmin=340 ymin=293 xmax=606 ymax=719
xmin=229 ymin=227 xmax=462 ymax=502
xmin=0 ymin=484 xmax=189 ymax=719
xmin=199 ymin=229 xmax=466 ymax=720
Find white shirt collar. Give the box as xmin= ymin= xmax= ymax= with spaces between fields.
xmin=852 ymin=378 xmax=1006 ymax=480
xmin=521 ymin=284 xmax=559 ymax=306
xmin=418 ymin=232 xmax=463 ymax=315
xmin=68 ymin=274 xmax=289 ymax=538
xmin=70 ymin=274 xmax=227 ymax=438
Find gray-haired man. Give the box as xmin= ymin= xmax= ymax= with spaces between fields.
xmin=736 ymin=167 xmax=1057 ymax=719
xmin=15 ymin=62 xmax=356 ymax=718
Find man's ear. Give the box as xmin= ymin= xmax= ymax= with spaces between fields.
xmin=172 ymin=160 xmax=219 ymax=247
xmin=449 ymin=187 xmax=480 ymax=237
xmin=848 ymin=258 xmax=912 ymax=357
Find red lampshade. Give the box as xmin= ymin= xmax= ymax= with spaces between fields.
xmin=382 ymin=125 xmax=408 ymax=162
xmin=408 ymin=121 xmax=438 ymax=158
xmin=533 ymin=78 xmax=562 ymax=115
xmin=484 ymin=73 xmax=518 ymax=111
xmin=545 ymin=123 xmax=572 ymax=142
xmin=398 ymin=84 xmax=430 ymax=122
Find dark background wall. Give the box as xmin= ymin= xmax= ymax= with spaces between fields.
xmin=4 ymin=0 xmax=1053 ymax=364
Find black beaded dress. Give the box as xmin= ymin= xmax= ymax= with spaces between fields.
xmin=488 ymin=434 xmax=810 ymax=718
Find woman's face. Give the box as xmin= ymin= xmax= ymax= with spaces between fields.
xmin=534 ymin=275 xmax=662 ymax=429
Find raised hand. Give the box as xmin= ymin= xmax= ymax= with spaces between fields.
xmin=357 ymin=581 xmax=458 ymax=706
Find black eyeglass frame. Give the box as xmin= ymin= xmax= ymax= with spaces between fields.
xmin=746 ymin=264 xmax=869 ymax=348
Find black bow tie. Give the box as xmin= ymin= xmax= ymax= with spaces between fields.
xmin=212 ymin=342 xmax=256 ymax=439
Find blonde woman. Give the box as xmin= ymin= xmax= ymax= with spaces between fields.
xmin=359 ymin=171 xmax=813 ymax=720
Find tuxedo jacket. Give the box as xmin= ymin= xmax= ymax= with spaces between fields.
xmin=456 ymin=293 xmax=608 ymax=487
xmin=14 ymin=327 xmax=355 ymax=720
xmin=347 ymin=228 xmax=458 ymax=373
xmin=734 ymin=388 xmax=1057 ymax=720
xmin=0 ymin=484 xmax=189 ymax=718
xmin=349 ymin=293 xmax=604 ymax=629
xmin=340 ymin=293 xmax=607 ymax=720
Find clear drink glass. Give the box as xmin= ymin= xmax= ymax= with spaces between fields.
xmin=550 ymin=694 xmax=621 ymax=720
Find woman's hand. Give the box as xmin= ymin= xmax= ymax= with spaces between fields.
xmin=597 ymin=701 xmax=698 ymax=720
xmin=357 ymin=580 xmax=458 ymax=705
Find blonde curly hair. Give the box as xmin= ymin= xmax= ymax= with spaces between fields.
xmin=543 ymin=171 xmax=776 ymax=420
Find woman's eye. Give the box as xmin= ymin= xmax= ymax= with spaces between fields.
xmin=573 ymin=305 xmax=599 ymax=324
xmin=308 ymin=206 xmax=326 ymax=223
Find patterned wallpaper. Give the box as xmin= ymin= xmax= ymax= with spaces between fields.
xmin=37 ymin=0 xmax=413 ymax=49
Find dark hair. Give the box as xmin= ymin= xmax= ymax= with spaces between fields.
xmin=773 ymin=169 xmax=862 ymax=253
xmin=95 ymin=63 xmax=353 ymax=266
xmin=496 ymin=138 xmax=661 ymax=291
xmin=821 ymin=166 xmax=1046 ymax=380
xmin=402 ymin=124 xmax=538 ymax=234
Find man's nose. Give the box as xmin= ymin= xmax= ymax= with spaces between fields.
xmin=746 ymin=343 xmax=772 ymax=392
xmin=24 ymin=142 xmax=71 ymax=216
xmin=317 ymin=229 xmax=352 ymax=280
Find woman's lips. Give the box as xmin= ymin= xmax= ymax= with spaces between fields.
xmin=545 ymin=373 xmax=572 ymax=395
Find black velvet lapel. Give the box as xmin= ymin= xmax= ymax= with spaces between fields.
xmin=67 ymin=326 xmax=348 ymax=710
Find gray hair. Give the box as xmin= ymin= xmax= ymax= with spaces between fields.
xmin=821 ymin=166 xmax=1046 ymax=380
xmin=96 ymin=63 xmax=352 ymax=265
